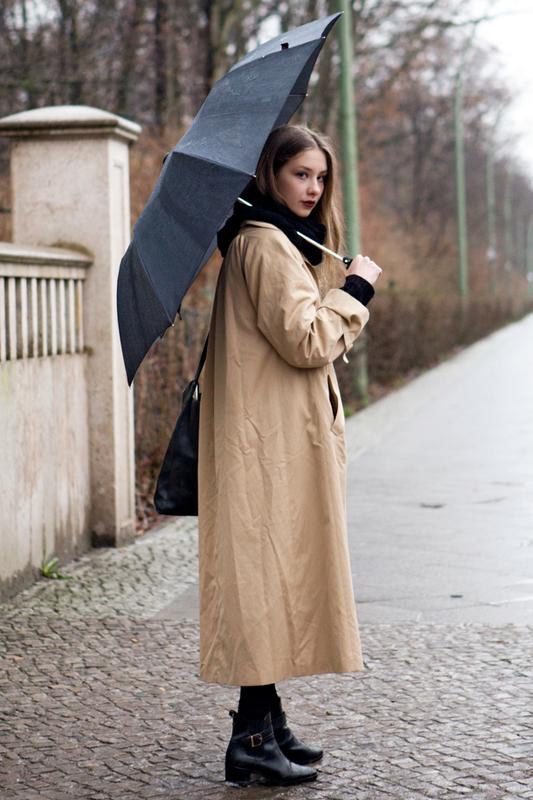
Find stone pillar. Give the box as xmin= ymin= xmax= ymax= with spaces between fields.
xmin=0 ymin=106 xmax=142 ymax=546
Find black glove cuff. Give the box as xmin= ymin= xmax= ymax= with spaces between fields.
xmin=340 ymin=274 xmax=375 ymax=306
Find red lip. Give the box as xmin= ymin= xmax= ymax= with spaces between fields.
xmin=302 ymin=201 xmax=315 ymax=207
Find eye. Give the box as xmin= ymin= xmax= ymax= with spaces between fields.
xmin=296 ymin=171 xmax=307 ymax=178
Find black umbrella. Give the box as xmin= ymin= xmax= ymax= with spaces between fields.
xmin=117 ymin=12 xmax=341 ymax=385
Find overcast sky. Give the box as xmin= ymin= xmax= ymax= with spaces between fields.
xmin=474 ymin=1 xmax=533 ymax=177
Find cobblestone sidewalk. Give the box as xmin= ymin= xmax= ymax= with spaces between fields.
xmin=1 ymin=520 xmax=532 ymax=800
xmin=1 ymin=518 xmax=199 ymax=621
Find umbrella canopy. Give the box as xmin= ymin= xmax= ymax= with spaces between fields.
xmin=117 ymin=12 xmax=341 ymax=385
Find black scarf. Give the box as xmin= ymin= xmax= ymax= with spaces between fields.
xmin=217 ymin=181 xmax=326 ymax=266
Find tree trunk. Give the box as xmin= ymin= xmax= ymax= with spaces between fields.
xmin=117 ymin=0 xmax=146 ymax=118
xmin=154 ymin=0 xmax=168 ymax=132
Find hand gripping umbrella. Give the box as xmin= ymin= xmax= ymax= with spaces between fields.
xmin=117 ymin=12 xmax=341 ymax=385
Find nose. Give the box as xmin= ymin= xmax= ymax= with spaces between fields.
xmin=307 ymin=179 xmax=321 ymax=196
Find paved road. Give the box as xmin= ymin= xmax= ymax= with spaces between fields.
xmin=1 ymin=313 xmax=532 ymax=799
xmin=346 ymin=310 xmax=533 ymax=625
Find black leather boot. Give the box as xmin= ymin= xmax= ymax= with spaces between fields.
xmin=225 ymin=709 xmax=318 ymax=786
xmin=272 ymin=711 xmax=324 ymax=765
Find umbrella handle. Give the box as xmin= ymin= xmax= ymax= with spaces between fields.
xmin=295 ymin=231 xmax=352 ymax=267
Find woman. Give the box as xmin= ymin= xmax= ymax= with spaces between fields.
xmin=198 ymin=124 xmax=382 ymax=786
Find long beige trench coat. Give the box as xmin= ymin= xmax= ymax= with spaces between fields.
xmin=198 ymin=220 xmax=370 ymax=686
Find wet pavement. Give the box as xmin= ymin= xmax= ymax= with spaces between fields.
xmin=345 ymin=310 xmax=533 ymax=626
xmin=1 ymin=313 xmax=532 ymax=799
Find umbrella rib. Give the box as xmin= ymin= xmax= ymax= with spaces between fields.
xmin=134 ymin=243 xmax=174 ymax=326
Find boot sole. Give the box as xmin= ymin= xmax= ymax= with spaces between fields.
xmin=264 ymin=771 xmax=318 ymax=786
xmin=225 ymin=765 xmax=318 ymax=787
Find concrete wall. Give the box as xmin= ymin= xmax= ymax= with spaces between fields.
xmin=0 ymin=241 xmax=93 ymax=599
xmin=0 ymin=106 xmax=141 ymax=600
xmin=0 ymin=354 xmax=90 ymax=598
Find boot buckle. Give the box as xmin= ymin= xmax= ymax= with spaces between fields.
xmin=250 ymin=732 xmax=263 ymax=747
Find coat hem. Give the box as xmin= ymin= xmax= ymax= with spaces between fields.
xmin=198 ymin=660 xmax=365 ymax=687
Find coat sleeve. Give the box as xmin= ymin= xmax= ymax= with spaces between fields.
xmin=239 ymin=228 xmax=370 ymax=369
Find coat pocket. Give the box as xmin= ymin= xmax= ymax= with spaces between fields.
xmin=327 ymin=373 xmax=344 ymax=435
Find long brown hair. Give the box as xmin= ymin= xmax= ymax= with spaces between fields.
xmin=255 ymin=124 xmax=346 ymax=294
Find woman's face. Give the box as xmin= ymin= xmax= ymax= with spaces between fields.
xmin=275 ymin=147 xmax=328 ymax=218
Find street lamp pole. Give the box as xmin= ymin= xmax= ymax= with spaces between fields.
xmin=338 ymin=0 xmax=368 ymax=403
xmin=454 ymin=25 xmax=477 ymax=306
xmin=485 ymin=139 xmax=497 ymax=294
xmin=516 ymin=209 xmax=527 ymax=283
xmin=527 ymin=214 xmax=533 ymax=297
xmin=338 ymin=0 xmax=361 ymax=254
xmin=504 ymin=169 xmax=514 ymax=299
xmin=485 ymin=108 xmax=504 ymax=295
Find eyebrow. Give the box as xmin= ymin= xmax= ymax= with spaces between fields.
xmin=296 ymin=164 xmax=328 ymax=175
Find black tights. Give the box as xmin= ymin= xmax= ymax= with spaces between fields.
xmin=238 ymin=683 xmax=282 ymax=720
